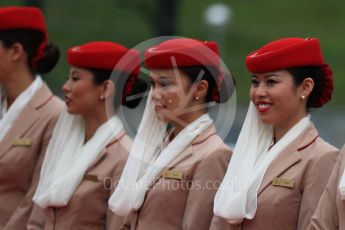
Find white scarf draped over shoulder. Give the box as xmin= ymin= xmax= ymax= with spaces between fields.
xmin=33 ymin=109 xmax=124 ymax=208
xmin=108 ymin=89 xmax=213 ymax=216
xmin=213 ymin=102 xmax=310 ymax=224
xmin=338 ymin=145 xmax=345 ymax=199
xmin=0 ymin=76 xmax=43 ymax=141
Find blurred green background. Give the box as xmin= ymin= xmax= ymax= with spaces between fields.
xmin=1 ymin=0 xmax=344 ymax=107
xmin=1 ymin=0 xmax=344 ymax=147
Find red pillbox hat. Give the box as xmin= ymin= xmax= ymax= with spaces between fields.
xmin=144 ymin=38 xmax=220 ymax=69
xmin=67 ymin=41 xmax=140 ymax=75
xmin=0 ymin=6 xmax=46 ymax=33
xmin=245 ymin=37 xmax=333 ymax=107
xmin=245 ymin=37 xmax=324 ymax=73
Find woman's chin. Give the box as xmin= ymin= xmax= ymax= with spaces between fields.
xmin=259 ymin=115 xmax=274 ymax=125
xmin=155 ymin=112 xmax=170 ymax=123
xmin=66 ymin=107 xmax=79 ymax=115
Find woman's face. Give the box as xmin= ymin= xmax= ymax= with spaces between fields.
xmin=250 ymin=70 xmax=307 ymax=127
xmin=63 ymin=66 xmax=104 ymax=115
xmin=150 ymin=69 xmax=197 ymax=123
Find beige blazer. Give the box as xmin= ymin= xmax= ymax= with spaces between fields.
xmin=210 ymin=123 xmax=339 ymax=230
xmin=309 ymin=145 xmax=345 ymax=230
xmin=0 ymin=84 xmax=63 ymax=230
xmin=122 ymin=125 xmax=232 ymax=230
xmin=27 ymin=132 xmax=131 ymax=230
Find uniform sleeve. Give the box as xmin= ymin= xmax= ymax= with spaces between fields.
xmin=107 ymin=208 xmax=126 ymax=230
xmin=118 ymin=214 xmax=131 ymax=230
xmin=4 ymin=111 xmax=59 ymax=230
xmin=106 ymin=184 xmax=124 ymax=229
xmin=209 ymin=215 xmax=242 ymax=230
xmin=182 ymin=148 xmax=231 ymax=230
xmin=297 ymin=149 xmax=339 ymax=230
xmin=308 ymin=150 xmax=343 ymax=230
xmin=26 ymin=205 xmax=45 ymax=230
xmin=106 ymin=145 xmax=129 ymax=229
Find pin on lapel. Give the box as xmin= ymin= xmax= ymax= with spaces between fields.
xmin=12 ymin=138 xmax=32 ymax=147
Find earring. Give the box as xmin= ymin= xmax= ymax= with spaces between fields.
xmin=168 ymin=99 xmax=172 ymax=104
xmin=301 ymin=95 xmax=306 ymax=100
xmin=195 ymin=96 xmax=199 ymax=100
xmin=100 ymin=95 xmax=104 ymax=100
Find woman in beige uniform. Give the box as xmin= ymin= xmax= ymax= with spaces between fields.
xmin=0 ymin=6 xmax=63 ymax=229
xmin=109 ymin=37 xmax=234 ymax=230
xmin=310 ymin=145 xmax=345 ymax=229
xmin=212 ymin=37 xmax=339 ymax=230
xmin=30 ymin=41 xmax=147 ymax=229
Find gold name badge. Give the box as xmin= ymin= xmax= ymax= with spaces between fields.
xmin=13 ymin=138 xmax=32 ymax=147
xmin=162 ymin=170 xmax=184 ymax=180
xmin=272 ymin=178 xmax=295 ymax=188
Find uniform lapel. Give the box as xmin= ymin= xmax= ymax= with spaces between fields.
xmin=86 ymin=131 xmax=126 ymax=171
xmin=166 ymin=125 xmax=216 ymax=169
xmin=257 ymin=123 xmax=319 ymax=196
xmin=0 ymin=84 xmax=53 ymax=160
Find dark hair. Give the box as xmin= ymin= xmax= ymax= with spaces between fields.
xmin=0 ymin=29 xmax=60 ymax=74
xmin=178 ymin=65 xmax=235 ymax=104
xmin=89 ymin=68 xmax=148 ymax=109
xmin=287 ymin=66 xmax=323 ymax=109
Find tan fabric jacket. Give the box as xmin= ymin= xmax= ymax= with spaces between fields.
xmin=27 ymin=132 xmax=131 ymax=230
xmin=122 ymin=125 xmax=232 ymax=230
xmin=309 ymin=145 xmax=345 ymax=230
xmin=0 ymin=84 xmax=63 ymax=230
xmin=210 ymin=123 xmax=339 ymax=230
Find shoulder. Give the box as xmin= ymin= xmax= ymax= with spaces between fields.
xmin=32 ymin=83 xmax=64 ymax=122
xmin=28 ymin=82 xmax=63 ymax=115
xmin=192 ymin=133 xmax=232 ymax=160
xmin=191 ymin=134 xmax=232 ymax=174
xmin=38 ymin=95 xmax=64 ymax=116
xmin=297 ymin=123 xmax=339 ymax=162
xmin=314 ymin=136 xmax=339 ymax=152
xmin=190 ymin=135 xmax=232 ymax=180
xmin=299 ymin=136 xmax=340 ymax=184
xmin=304 ymin=136 xmax=339 ymax=162
xmin=29 ymin=88 xmax=64 ymax=137
xmin=337 ymin=146 xmax=345 ymax=177
xmin=106 ymin=133 xmax=132 ymax=163
xmin=36 ymin=96 xmax=64 ymax=136
xmin=104 ymin=133 xmax=132 ymax=179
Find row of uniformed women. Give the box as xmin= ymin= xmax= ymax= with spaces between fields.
xmin=0 ymin=6 xmax=342 ymax=230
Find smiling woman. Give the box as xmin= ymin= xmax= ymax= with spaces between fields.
xmin=249 ymin=70 xmax=314 ymax=141
xmin=212 ymin=37 xmax=339 ymax=230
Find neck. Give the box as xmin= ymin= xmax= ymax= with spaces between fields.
xmin=1 ymin=68 xmax=35 ymax=108
xmin=274 ymin=111 xmax=307 ymax=142
xmin=172 ymin=110 xmax=207 ymax=138
xmin=83 ymin=106 xmax=109 ymax=142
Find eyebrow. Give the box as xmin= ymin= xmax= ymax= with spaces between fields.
xmin=151 ymin=75 xmax=174 ymax=81
xmin=251 ymin=73 xmax=282 ymax=78
xmin=70 ymin=70 xmax=81 ymax=76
